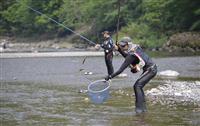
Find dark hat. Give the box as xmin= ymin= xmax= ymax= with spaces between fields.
xmin=119 ymin=41 xmax=128 ymax=47
xmin=119 ymin=37 xmax=132 ymax=46
xmin=102 ymin=31 xmax=110 ymax=35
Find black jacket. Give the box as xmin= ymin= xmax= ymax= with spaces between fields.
xmin=101 ymin=37 xmax=114 ymax=53
xmin=110 ymin=44 xmax=154 ymax=78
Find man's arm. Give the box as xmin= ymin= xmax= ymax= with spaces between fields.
xmin=109 ymin=55 xmax=137 ymax=79
xmin=118 ymin=46 xmax=128 ymax=58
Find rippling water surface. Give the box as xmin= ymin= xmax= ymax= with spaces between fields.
xmin=1 ymin=56 xmax=200 ymax=126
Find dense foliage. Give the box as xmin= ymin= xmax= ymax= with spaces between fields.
xmin=1 ymin=0 xmax=199 ymax=47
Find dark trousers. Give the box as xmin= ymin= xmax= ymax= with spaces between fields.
xmin=104 ymin=52 xmax=114 ymax=75
xmin=133 ymin=64 xmax=157 ymax=111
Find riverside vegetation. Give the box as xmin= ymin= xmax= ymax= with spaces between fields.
xmin=0 ymin=0 xmax=200 ymax=51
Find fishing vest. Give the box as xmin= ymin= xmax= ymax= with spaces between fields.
xmin=128 ymin=44 xmax=153 ymax=71
xmin=101 ymin=37 xmax=114 ymax=53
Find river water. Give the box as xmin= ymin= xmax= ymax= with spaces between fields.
xmin=1 ymin=55 xmax=200 ymax=126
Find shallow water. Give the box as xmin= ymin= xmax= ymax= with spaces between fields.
xmin=1 ymin=56 xmax=200 ymax=126
xmin=1 ymin=81 xmax=200 ymax=126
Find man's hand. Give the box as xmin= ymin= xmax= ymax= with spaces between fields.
xmin=105 ymin=75 xmax=112 ymax=81
xmin=95 ymin=44 xmax=101 ymax=50
xmin=114 ymin=44 xmax=119 ymax=51
xmin=130 ymin=64 xmax=140 ymax=73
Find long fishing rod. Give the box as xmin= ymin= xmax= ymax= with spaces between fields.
xmin=116 ymin=0 xmax=121 ymax=45
xmin=16 ymin=0 xmax=96 ymax=45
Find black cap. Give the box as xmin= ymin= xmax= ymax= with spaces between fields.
xmin=119 ymin=37 xmax=132 ymax=46
xmin=102 ymin=31 xmax=110 ymax=35
xmin=119 ymin=41 xmax=128 ymax=46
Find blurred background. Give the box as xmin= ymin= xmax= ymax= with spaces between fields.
xmin=0 ymin=0 xmax=199 ymax=53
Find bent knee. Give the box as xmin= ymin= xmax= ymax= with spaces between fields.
xmin=134 ymin=81 xmax=143 ymax=89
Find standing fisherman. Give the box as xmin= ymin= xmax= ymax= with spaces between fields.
xmin=105 ymin=37 xmax=157 ymax=113
xmin=95 ymin=31 xmax=115 ymax=76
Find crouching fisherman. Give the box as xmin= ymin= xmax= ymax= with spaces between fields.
xmin=105 ymin=37 xmax=157 ymax=114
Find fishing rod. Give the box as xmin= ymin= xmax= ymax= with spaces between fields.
xmin=116 ymin=0 xmax=121 ymax=45
xmin=16 ymin=0 xmax=96 ymax=45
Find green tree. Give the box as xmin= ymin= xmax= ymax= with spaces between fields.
xmin=162 ymin=0 xmax=200 ymax=31
xmin=0 ymin=0 xmax=199 ymax=47
xmin=1 ymin=0 xmax=63 ymax=36
xmin=140 ymin=0 xmax=200 ymax=31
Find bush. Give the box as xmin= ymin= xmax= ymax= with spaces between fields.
xmin=117 ymin=22 xmax=167 ymax=48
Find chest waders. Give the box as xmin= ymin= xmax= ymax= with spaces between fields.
xmin=105 ymin=52 xmax=114 ymax=75
xmin=128 ymin=44 xmax=157 ymax=113
xmin=102 ymin=37 xmax=114 ymax=76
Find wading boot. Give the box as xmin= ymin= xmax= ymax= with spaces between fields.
xmin=135 ymin=102 xmax=143 ymax=114
xmin=135 ymin=107 xmax=143 ymax=114
xmin=142 ymin=102 xmax=147 ymax=112
xmin=135 ymin=102 xmax=147 ymax=114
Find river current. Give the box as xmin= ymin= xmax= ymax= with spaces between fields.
xmin=1 ymin=56 xmax=200 ymax=126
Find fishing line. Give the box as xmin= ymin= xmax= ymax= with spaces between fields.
xmin=16 ymin=0 xmax=96 ymax=45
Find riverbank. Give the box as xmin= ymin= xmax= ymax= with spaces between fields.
xmin=0 ymin=51 xmax=104 ymax=58
xmin=146 ymin=80 xmax=200 ymax=106
xmin=0 ymin=36 xmax=89 ymax=53
xmin=1 ymin=35 xmax=200 ymax=56
xmin=1 ymin=51 xmax=200 ymax=59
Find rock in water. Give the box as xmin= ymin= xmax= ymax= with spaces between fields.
xmin=146 ymin=81 xmax=200 ymax=105
xmin=78 ymin=89 xmax=88 ymax=93
xmin=0 ymin=47 xmax=4 ymax=52
xmin=117 ymin=73 xmax=128 ymax=78
xmin=84 ymin=98 xmax=89 ymax=102
xmin=84 ymin=72 xmax=93 ymax=75
xmin=158 ymin=70 xmax=179 ymax=77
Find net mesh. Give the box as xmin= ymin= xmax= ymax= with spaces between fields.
xmin=89 ymin=81 xmax=109 ymax=92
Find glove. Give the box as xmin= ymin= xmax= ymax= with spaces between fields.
xmin=105 ymin=75 xmax=112 ymax=81
xmin=131 ymin=68 xmax=138 ymax=73
xmin=130 ymin=65 xmax=139 ymax=73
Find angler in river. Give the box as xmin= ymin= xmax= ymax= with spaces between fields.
xmin=95 ymin=31 xmax=115 ymax=76
xmin=105 ymin=37 xmax=157 ymax=114
xmin=16 ymin=0 xmax=117 ymax=76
